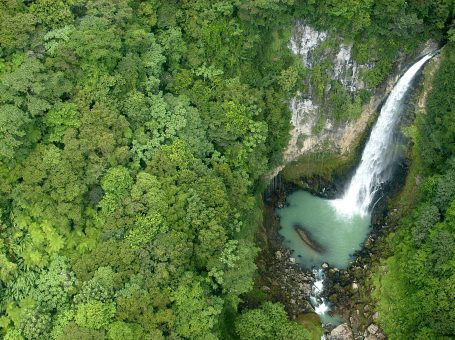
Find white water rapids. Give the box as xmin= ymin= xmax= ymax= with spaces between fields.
xmin=332 ymin=53 xmax=434 ymax=217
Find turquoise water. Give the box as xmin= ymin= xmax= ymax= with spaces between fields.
xmin=277 ymin=191 xmax=371 ymax=269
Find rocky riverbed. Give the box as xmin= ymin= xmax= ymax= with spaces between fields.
xmin=258 ymin=170 xmax=403 ymax=338
xmin=257 ymin=178 xmax=316 ymax=318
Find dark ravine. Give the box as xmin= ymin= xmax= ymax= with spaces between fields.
xmin=257 ymin=45 xmax=442 ymax=338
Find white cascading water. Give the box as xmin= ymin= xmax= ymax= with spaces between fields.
xmin=310 ymin=53 xmax=435 ymax=326
xmin=332 ymin=53 xmax=434 ymax=217
xmin=310 ymin=268 xmax=329 ymax=314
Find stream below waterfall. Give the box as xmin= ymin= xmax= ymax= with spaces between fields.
xmin=276 ymin=52 xmax=435 ymax=325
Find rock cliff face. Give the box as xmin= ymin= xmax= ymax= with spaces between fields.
xmin=283 ymin=22 xmax=372 ymax=164
xmin=288 ymin=23 xmax=327 ymax=68
xmin=281 ymin=22 xmax=438 ymax=169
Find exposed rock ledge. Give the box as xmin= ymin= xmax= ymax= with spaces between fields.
xmin=328 ymin=323 xmax=353 ymax=340
xmin=284 ymin=22 xmax=370 ymax=165
xmin=328 ymin=322 xmax=386 ymax=340
xmin=270 ymin=22 xmax=439 ymax=178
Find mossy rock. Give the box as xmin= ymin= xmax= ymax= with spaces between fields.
xmin=296 ymin=313 xmax=324 ymax=340
xmin=281 ymin=151 xmax=357 ymax=190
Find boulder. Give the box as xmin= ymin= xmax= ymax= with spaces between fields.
xmin=275 ymin=250 xmax=282 ymax=259
xmin=328 ymin=323 xmax=354 ymax=340
xmin=367 ymin=324 xmax=379 ymax=335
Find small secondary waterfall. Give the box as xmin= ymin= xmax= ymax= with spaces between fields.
xmin=310 ymin=269 xmax=329 ymax=314
xmin=332 ymin=53 xmax=435 ymax=217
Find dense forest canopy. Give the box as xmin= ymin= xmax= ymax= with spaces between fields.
xmin=0 ymin=0 xmax=453 ymax=339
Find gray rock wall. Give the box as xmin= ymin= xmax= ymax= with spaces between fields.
xmin=283 ymin=22 xmax=373 ymax=165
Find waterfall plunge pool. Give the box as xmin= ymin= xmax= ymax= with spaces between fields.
xmin=277 ymin=53 xmax=435 ymax=270
xmin=274 ymin=52 xmax=435 ymax=326
xmin=277 ymin=191 xmax=371 ymax=269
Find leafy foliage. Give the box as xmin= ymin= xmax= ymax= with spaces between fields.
xmin=0 ymin=0 xmax=452 ymax=338
xmin=374 ymin=43 xmax=455 ymax=339
xmin=235 ymin=302 xmax=310 ymax=340
xmin=0 ymin=0 xmax=303 ymax=338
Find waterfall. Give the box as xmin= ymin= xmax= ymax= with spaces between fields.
xmin=332 ymin=53 xmax=435 ymax=217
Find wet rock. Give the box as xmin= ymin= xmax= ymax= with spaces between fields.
xmin=302 ymin=300 xmax=315 ymax=312
xmin=367 ymin=324 xmax=378 ymax=335
xmin=328 ymin=323 xmax=354 ymax=340
xmin=375 ymin=332 xmax=386 ymax=340
xmin=289 ymin=257 xmax=296 ymax=264
xmin=364 ymin=323 xmax=386 ymax=340
xmin=365 ymin=333 xmax=386 ymax=340
xmin=300 ymin=283 xmax=312 ymax=295
xmin=294 ymin=224 xmax=326 ymax=253
xmin=322 ymin=262 xmax=329 ymax=269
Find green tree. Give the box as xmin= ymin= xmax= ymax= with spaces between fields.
xmin=0 ymin=4 xmax=36 ymax=53
xmin=235 ymin=302 xmax=310 ymax=340
xmin=29 ymin=0 xmax=74 ymax=28
xmin=171 ymin=274 xmax=223 ymax=339
xmin=99 ymin=167 xmax=133 ymax=213
xmin=75 ymin=300 xmax=116 ymax=331
xmin=33 ymin=256 xmax=76 ymax=311
xmin=0 ymin=104 xmax=30 ymax=162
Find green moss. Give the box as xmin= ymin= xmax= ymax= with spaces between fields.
xmin=312 ymin=111 xmax=326 ymax=135
xmin=281 ymin=111 xmax=374 ymax=188
xmin=296 ymin=313 xmax=324 ymax=340
xmin=311 ymin=61 xmax=332 ymax=103
xmin=281 ymin=150 xmax=356 ymax=185
xmin=327 ymin=81 xmax=362 ymax=122
xmin=358 ymin=88 xmax=372 ymax=104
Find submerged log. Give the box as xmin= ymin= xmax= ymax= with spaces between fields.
xmin=293 ymin=224 xmax=325 ymax=254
